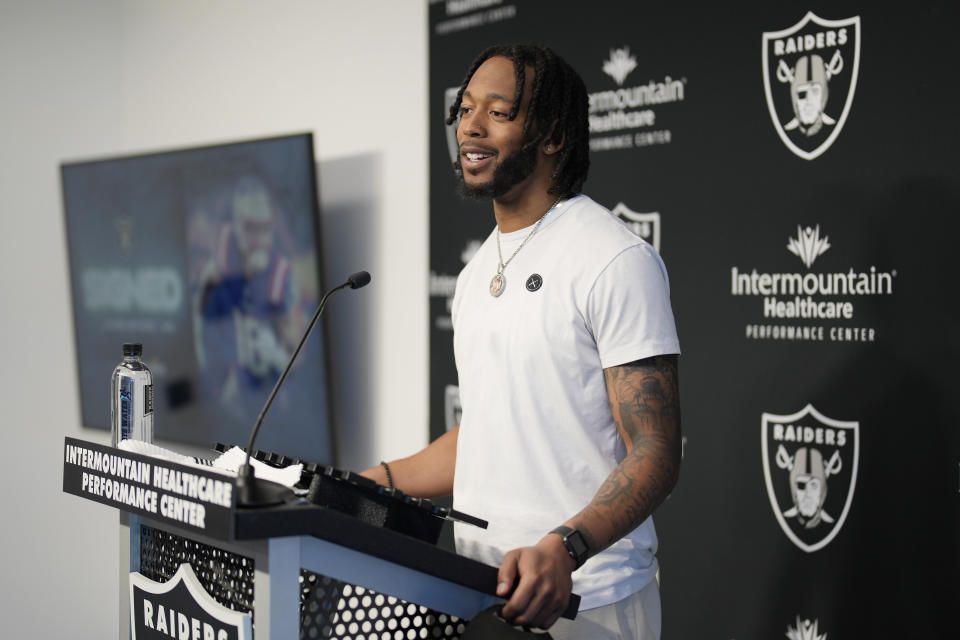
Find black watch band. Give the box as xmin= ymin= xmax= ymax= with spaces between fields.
xmin=550 ymin=526 xmax=590 ymax=569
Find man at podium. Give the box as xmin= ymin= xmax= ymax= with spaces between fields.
xmin=364 ymin=43 xmax=681 ymax=640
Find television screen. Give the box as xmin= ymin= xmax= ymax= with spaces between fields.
xmin=61 ymin=133 xmax=334 ymax=463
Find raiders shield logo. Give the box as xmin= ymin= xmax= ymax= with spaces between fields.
xmin=130 ymin=563 xmax=252 ymax=639
xmin=612 ymin=203 xmax=660 ymax=252
xmin=444 ymin=86 xmax=461 ymax=165
xmin=115 ymin=217 xmax=135 ymax=255
xmin=762 ymin=12 xmax=861 ymax=160
xmin=444 ymin=384 xmax=462 ymax=432
xmin=761 ymin=404 xmax=859 ymax=552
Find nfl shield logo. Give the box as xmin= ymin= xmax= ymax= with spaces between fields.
xmin=761 ymin=404 xmax=859 ymax=552
xmin=612 ymin=203 xmax=660 ymax=252
xmin=762 ymin=12 xmax=861 ymax=160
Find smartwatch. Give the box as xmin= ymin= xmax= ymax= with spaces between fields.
xmin=550 ymin=526 xmax=591 ymax=569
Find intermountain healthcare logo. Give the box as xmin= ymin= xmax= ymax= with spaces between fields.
xmin=588 ymin=46 xmax=686 ymax=152
xmin=434 ymin=1 xmax=517 ymax=36
xmin=430 ymin=238 xmax=482 ymax=331
xmin=786 ymin=616 xmax=828 ymax=640
xmin=602 ymin=46 xmax=638 ymax=85
xmin=731 ymin=224 xmax=896 ymax=343
xmin=763 ymin=12 xmax=861 ymax=160
xmin=613 ymin=202 xmax=660 ymax=252
xmin=762 ymin=404 xmax=859 ymax=552
xmin=787 ymin=224 xmax=829 ymax=268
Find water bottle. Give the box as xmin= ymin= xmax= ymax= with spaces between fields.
xmin=111 ymin=343 xmax=154 ymax=447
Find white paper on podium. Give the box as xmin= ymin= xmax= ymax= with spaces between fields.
xmin=210 ymin=446 xmax=303 ymax=488
xmin=117 ymin=440 xmax=302 ymax=488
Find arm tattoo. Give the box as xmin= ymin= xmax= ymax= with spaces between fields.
xmin=571 ymin=354 xmax=681 ymax=556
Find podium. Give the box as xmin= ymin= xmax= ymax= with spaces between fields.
xmin=63 ymin=437 xmax=552 ymax=639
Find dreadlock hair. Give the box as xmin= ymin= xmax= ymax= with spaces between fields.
xmin=446 ymin=43 xmax=590 ymax=199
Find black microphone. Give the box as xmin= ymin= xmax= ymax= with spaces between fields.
xmin=236 ymin=271 xmax=372 ymax=507
xmin=348 ymin=271 xmax=371 ymax=289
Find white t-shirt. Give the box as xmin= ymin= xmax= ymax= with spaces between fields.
xmin=451 ymin=195 xmax=681 ymax=610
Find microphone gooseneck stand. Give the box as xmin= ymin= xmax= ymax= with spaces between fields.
xmin=236 ymin=271 xmax=371 ymax=508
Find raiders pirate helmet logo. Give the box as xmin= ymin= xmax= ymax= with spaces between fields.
xmin=761 ymin=404 xmax=859 ymax=552
xmin=444 ymin=86 xmax=461 ymax=165
xmin=762 ymin=12 xmax=861 ymax=160
xmin=444 ymin=384 xmax=462 ymax=433
xmin=612 ymin=202 xmax=660 ymax=252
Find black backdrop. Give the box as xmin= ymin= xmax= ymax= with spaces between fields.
xmin=427 ymin=1 xmax=959 ymax=636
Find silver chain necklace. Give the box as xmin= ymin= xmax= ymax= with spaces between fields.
xmin=489 ymin=197 xmax=561 ymax=297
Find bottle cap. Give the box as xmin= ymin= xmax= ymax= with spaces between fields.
xmin=122 ymin=343 xmax=143 ymax=357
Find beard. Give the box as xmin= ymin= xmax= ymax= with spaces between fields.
xmin=454 ymin=141 xmax=539 ymax=200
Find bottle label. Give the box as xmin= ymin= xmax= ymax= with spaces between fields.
xmin=119 ymin=376 xmax=134 ymax=440
xmin=144 ymin=384 xmax=154 ymax=416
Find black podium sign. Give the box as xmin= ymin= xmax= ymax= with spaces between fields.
xmin=63 ymin=437 xmax=236 ymax=538
xmin=130 ymin=563 xmax=251 ymax=640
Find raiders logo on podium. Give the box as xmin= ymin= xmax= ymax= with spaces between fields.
xmin=130 ymin=563 xmax=251 ymax=640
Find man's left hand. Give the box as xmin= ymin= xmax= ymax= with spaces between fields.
xmin=496 ymin=534 xmax=575 ymax=629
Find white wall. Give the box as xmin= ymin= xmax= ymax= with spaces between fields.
xmin=0 ymin=1 xmax=428 ymax=636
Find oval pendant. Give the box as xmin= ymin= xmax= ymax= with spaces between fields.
xmin=489 ymin=273 xmax=505 ymax=297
